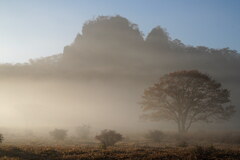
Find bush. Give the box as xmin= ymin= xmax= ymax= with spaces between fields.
xmin=75 ymin=125 xmax=91 ymax=140
xmin=95 ymin=129 xmax=123 ymax=148
xmin=145 ymin=130 xmax=164 ymax=143
xmin=0 ymin=134 xmax=3 ymax=143
xmin=49 ymin=129 xmax=67 ymax=141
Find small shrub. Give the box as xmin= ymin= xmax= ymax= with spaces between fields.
xmin=49 ymin=129 xmax=67 ymax=141
xmin=0 ymin=134 xmax=3 ymax=143
xmin=145 ymin=130 xmax=165 ymax=143
xmin=95 ymin=129 xmax=123 ymax=148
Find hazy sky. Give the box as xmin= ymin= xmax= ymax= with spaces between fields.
xmin=1 ymin=0 xmax=240 ymax=63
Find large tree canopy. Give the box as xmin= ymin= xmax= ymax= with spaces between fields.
xmin=141 ymin=70 xmax=235 ymax=133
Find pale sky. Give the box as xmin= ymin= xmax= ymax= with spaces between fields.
xmin=1 ymin=0 xmax=240 ymax=63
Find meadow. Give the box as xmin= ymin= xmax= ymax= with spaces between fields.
xmin=1 ymin=131 xmax=240 ymax=160
xmin=0 ymin=143 xmax=240 ymax=160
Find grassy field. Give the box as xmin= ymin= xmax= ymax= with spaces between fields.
xmin=0 ymin=144 xmax=239 ymax=160
xmin=1 ymin=130 xmax=240 ymax=159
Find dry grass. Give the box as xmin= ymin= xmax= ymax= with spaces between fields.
xmin=0 ymin=144 xmax=239 ymax=160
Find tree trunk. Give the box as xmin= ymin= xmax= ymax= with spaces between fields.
xmin=178 ymin=121 xmax=181 ymax=133
xmin=177 ymin=120 xmax=187 ymax=134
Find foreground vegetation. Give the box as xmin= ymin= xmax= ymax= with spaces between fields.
xmin=1 ymin=129 xmax=240 ymax=159
xmin=0 ymin=144 xmax=239 ymax=160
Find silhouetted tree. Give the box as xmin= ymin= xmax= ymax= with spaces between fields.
xmin=49 ymin=129 xmax=67 ymax=141
xmin=141 ymin=70 xmax=235 ymax=134
xmin=95 ymin=129 xmax=123 ymax=148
